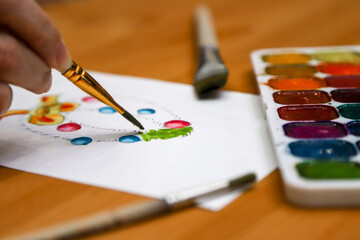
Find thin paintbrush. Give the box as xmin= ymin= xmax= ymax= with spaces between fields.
xmin=62 ymin=61 xmax=144 ymax=130
xmin=6 ymin=173 xmax=256 ymax=240
xmin=194 ymin=5 xmax=229 ymax=95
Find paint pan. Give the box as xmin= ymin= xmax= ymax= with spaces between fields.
xmin=283 ymin=122 xmax=347 ymax=138
xmin=331 ymin=89 xmax=360 ymax=103
xmin=296 ymin=161 xmax=360 ymax=179
xmin=337 ymin=104 xmax=360 ymax=119
xmin=273 ymin=90 xmax=330 ymax=104
xmin=346 ymin=121 xmax=360 ymax=136
xmin=318 ymin=63 xmax=360 ymax=75
xmin=289 ymin=140 xmax=356 ymax=159
xmin=324 ymin=75 xmax=360 ymax=88
xmin=265 ymin=64 xmax=316 ymax=77
xmin=312 ymin=51 xmax=360 ymax=63
xmin=262 ymin=53 xmax=311 ymax=64
xmin=278 ymin=105 xmax=338 ymax=121
xmin=251 ymin=46 xmax=360 ymax=207
xmin=266 ymin=77 xmax=324 ymax=90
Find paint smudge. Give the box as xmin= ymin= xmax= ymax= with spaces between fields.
xmin=140 ymin=127 xmax=193 ymax=142
xmin=278 ymin=105 xmax=338 ymax=121
xmin=57 ymin=123 xmax=81 ymax=132
xmin=164 ymin=120 xmax=190 ymax=129
xmin=0 ymin=110 xmax=29 ymax=120
xmin=82 ymin=96 xmax=99 ymax=103
xmin=71 ymin=137 xmax=92 ymax=145
xmin=331 ymin=89 xmax=360 ymax=103
xmin=337 ymin=104 xmax=360 ymax=119
xmin=283 ymin=122 xmax=347 ymax=139
xmin=312 ymin=51 xmax=360 ymax=63
xmin=317 ymin=63 xmax=360 ymax=75
xmin=137 ymin=108 xmax=156 ymax=114
xmin=273 ymin=90 xmax=330 ymax=104
xmin=265 ymin=77 xmax=324 ymax=90
xmin=262 ymin=53 xmax=311 ymax=64
xmin=119 ymin=135 xmax=141 ymax=143
xmin=296 ymin=161 xmax=360 ymax=179
xmin=28 ymin=95 xmax=79 ymax=126
xmin=324 ymin=75 xmax=360 ymax=88
xmin=265 ymin=64 xmax=316 ymax=77
xmin=98 ymin=107 xmax=116 ymax=114
xmin=289 ymin=140 xmax=356 ymax=159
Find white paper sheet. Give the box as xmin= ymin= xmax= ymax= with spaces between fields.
xmin=0 ymin=71 xmax=276 ymax=211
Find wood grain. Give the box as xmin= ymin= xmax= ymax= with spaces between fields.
xmin=2 ymin=0 xmax=360 ymax=239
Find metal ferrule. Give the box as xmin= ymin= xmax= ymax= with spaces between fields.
xmin=62 ymin=61 xmax=86 ymax=83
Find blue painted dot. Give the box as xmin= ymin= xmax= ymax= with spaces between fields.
xmin=71 ymin=137 xmax=93 ymax=145
xmin=119 ymin=135 xmax=141 ymax=143
xmin=99 ymin=107 xmax=116 ymax=114
xmin=137 ymin=108 xmax=156 ymax=114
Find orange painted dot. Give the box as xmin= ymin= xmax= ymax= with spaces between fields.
xmin=262 ymin=53 xmax=311 ymax=64
xmin=41 ymin=95 xmax=57 ymax=103
xmin=266 ymin=77 xmax=325 ymax=90
xmin=318 ymin=63 xmax=360 ymax=75
xmin=59 ymin=102 xmax=79 ymax=112
xmin=42 ymin=96 xmax=50 ymax=102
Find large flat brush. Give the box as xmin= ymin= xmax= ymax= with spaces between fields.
xmin=194 ymin=5 xmax=229 ymax=95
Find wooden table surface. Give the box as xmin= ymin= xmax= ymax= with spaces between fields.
xmin=2 ymin=0 xmax=360 ymax=239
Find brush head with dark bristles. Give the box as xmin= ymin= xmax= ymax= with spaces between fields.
xmin=194 ymin=64 xmax=228 ymax=95
xmin=194 ymin=46 xmax=228 ymax=95
xmin=123 ymin=111 xmax=144 ymax=130
xmin=229 ymin=173 xmax=257 ymax=190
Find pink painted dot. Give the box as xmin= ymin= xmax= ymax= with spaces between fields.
xmin=57 ymin=123 xmax=81 ymax=132
xmin=164 ymin=120 xmax=190 ymax=129
xmin=82 ymin=96 xmax=99 ymax=103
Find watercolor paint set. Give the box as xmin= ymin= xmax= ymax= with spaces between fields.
xmin=251 ymin=46 xmax=360 ymax=206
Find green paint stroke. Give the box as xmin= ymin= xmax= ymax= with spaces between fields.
xmin=296 ymin=161 xmax=360 ymax=179
xmin=140 ymin=127 xmax=193 ymax=142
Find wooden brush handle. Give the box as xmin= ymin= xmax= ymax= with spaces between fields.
xmin=7 ymin=200 xmax=169 ymax=240
xmin=195 ymin=5 xmax=218 ymax=47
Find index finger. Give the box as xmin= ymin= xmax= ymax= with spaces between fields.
xmin=0 ymin=0 xmax=71 ymax=72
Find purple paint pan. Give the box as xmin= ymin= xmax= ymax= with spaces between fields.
xmin=283 ymin=121 xmax=347 ymax=139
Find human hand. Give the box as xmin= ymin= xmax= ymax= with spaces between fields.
xmin=0 ymin=0 xmax=72 ymax=115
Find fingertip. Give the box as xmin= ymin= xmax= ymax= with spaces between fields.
xmin=43 ymin=72 xmax=52 ymax=93
xmin=55 ymin=40 xmax=72 ymax=73
xmin=38 ymin=69 xmax=52 ymax=94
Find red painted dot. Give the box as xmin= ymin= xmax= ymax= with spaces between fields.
xmin=82 ymin=96 xmax=99 ymax=103
xmin=57 ymin=123 xmax=81 ymax=132
xmin=39 ymin=116 xmax=55 ymax=122
xmin=164 ymin=120 xmax=190 ymax=129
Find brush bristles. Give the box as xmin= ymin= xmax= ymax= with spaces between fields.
xmin=123 ymin=111 xmax=144 ymax=130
